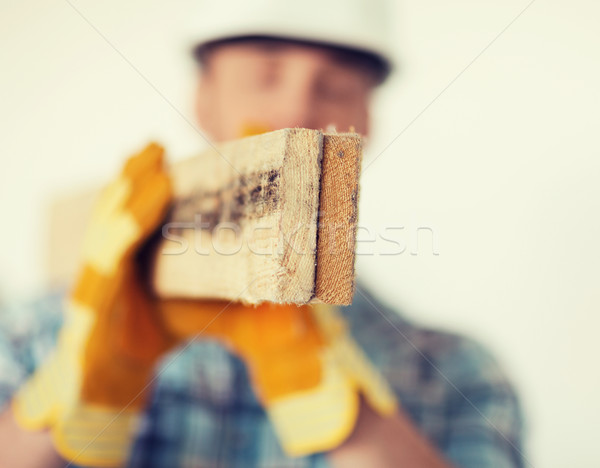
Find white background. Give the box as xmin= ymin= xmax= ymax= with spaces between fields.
xmin=1 ymin=1 xmax=599 ymax=467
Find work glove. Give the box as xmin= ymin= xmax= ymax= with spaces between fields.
xmin=12 ymin=143 xmax=178 ymax=466
xmin=159 ymin=297 xmax=399 ymax=456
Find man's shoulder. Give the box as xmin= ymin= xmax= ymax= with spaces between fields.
xmin=0 ymin=288 xmax=65 ymax=339
xmin=0 ymin=289 xmax=66 ymax=407
xmin=345 ymin=282 xmax=524 ymax=453
xmin=344 ymin=282 xmax=515 ymax=393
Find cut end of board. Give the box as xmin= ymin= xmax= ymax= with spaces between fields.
xmin=313 ymin=132 xmax=362 ymax=305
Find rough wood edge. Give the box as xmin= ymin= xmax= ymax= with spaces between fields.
xmin=312 ymin=132 xmax=363 ymax=305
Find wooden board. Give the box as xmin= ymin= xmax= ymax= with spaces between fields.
xmin=46 ymin=129 xmax=363 ymax=305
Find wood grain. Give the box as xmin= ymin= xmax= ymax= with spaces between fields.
xmin=152 ymin=128 xmax=323 ymax=304
xmin=314 ymin=133 xmax=362 ymax=305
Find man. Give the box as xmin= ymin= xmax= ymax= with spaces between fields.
xmin=0 ymin=0 xmax=525 ymax=467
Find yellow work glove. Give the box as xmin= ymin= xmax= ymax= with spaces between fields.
xmin=12 ymin=143 xmax=177 ymax=466
xmin=160 ymin=298 xmax=399 ymax=456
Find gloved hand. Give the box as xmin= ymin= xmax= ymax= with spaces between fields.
xmin=12 ymin=143 xmax=178 ymax=466
xmin=159 ymin=298 xmax=399 ymax=456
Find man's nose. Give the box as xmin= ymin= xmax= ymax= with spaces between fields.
xmin=270 ymin=73 xmax=320 ymax=131
xmin=271 ymin=95 xmax=316 ymax=131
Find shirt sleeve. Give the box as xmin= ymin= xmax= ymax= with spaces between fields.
xmin=0 ymin=292 xmax=65 ymax=410
xmin=441 ymin=337 xmax=527 ymax=468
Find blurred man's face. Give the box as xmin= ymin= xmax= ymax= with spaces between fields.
xmin=195 ymin=40 xmax=377 ymax=142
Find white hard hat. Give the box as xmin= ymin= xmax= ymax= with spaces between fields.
xmin=189 ymin=0 xmax=396 ymax=82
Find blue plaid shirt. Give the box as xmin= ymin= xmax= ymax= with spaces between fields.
xmin=0 ymin=283 xmax=526 ymax=468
